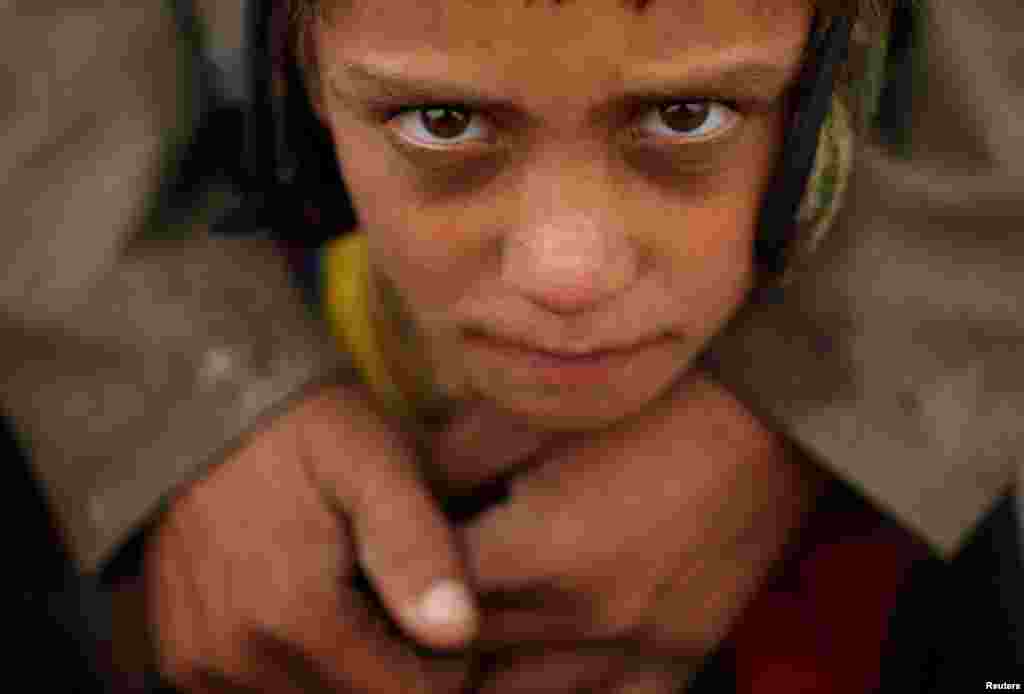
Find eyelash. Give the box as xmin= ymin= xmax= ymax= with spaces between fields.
xmin=385 ymin=100 xmax=742 ymax=149
xmin=633 ymin=101 xmax=740 ymax=142
xmin=388 ymin=106 xmax=495 ymax=147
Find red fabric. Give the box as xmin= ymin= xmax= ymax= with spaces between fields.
xmin=728 ymin=500 xmax=927 ymax=693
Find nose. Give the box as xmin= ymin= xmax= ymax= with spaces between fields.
xmin=501 ymin=209 xmax=639 ymax=315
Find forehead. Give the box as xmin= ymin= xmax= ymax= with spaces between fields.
xmin=320 ymin=0 xmax=812 ymax=91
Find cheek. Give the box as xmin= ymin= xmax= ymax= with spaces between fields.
xmin=327 ymin=126 xmax=472 ymax=308
xmin=670 ymin=202 xmax=756 ymax=335
xmin=367 ymin=219 xmax=470 ymax=315
xmin=365 ymin=219 xmax=486 ymax=400
xmin=654 ymin=125 xmax=780 ymax=336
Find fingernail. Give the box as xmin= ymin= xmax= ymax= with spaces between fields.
xmin=415 ymin=579 xmax=476 ymax=627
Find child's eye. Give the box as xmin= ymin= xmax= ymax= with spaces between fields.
xmin=636 ymin=101 xmax=739 ymax=141
xmin=390 ymin=106 xmax=494 ymax=147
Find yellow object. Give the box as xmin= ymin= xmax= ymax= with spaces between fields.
xmin=321 ymin=233 xmax=438 ymax=437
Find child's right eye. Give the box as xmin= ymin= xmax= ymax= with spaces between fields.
xmin=389 ymin=106 xmax=496 ymax=148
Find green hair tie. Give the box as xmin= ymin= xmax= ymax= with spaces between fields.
xmin=782 ymin=93 xmax=855 ymax=283
xmin=780 ymin=11 xmax=899 ymax=283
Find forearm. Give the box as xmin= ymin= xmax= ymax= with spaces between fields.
xmin=0 ymin=1 xmax=349 ymax=574
xmin=708 ymin=0 xmax=1024 ymax=556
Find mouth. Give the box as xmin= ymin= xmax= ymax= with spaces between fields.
xmin=464 ymin=331 xmax=672 ymax=387
xmin=463 ymin=327 xmax=667 ymax=358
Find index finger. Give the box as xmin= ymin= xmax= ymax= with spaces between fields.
xmin=243 ymin=578 xmax=468 ymax=694
xmin=300 ymin=386 xmax=480 ymax=651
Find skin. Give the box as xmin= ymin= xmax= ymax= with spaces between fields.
xmin=313 ymin=0 xmax=811 ymax=432
xmin=440 ymin=370 xmax=821 ymax=692
xmin=142 ymin=375 xmax=819 ymax=694
xmin=147 ymin=384 xmax=479 ymax=694
xmin=142 ymin=2 xmax=825 ymax=693
xmin=315 ymin=0 xmax=816 ymax=689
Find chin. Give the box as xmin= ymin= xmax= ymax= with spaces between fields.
xmin=473 ymin=370 xmax=685 ymax=433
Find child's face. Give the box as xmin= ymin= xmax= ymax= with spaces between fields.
xmin=315 ymin=0 xmax=811 ymax=430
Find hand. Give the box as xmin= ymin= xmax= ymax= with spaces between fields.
xmin=432 ymin=370 xmax=825 ymax=693
xmin=144 ymin=382 xmax=478 ymax=693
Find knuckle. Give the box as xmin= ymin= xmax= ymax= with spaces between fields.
xmin=359 ymin=532 xmax=442 ymax=582
xmin=241 ymin=610 xmax=294 ymax=648
xmin=149 ymin=614 xmax=204 ymax=687
xmin=158 ymin=628 xmax=257 ymax=690
xmin=585 ymin=589 xmax=653 ymax=640
xmin=159 ymin=653 xmax=207 ymax=689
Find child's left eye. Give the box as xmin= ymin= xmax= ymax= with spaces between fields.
xmin=636 ymin=100 xmax=739 ymax=141
xmin=390 ymin=106 xmax=494 ymax=146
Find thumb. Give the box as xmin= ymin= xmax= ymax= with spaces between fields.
xmin=302 ymin=386 xmax=479 ymax=651
xmin=428 ymin=397 xmax=561 ymax=496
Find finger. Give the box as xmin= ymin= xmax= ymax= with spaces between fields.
xmin=244 ymin=621 xmax=465 ymax=694
xmin=155 ymin=387 xmax=469 ymax=694
xmin=243 ymin=567 xmax=468 ymax=694
xmin=461 ymin=374 xmax=778 ymax=647
xmin=301 ymin=387 xmax=479 ymax=651
xmin=460 ymin=482 xmax=560 ymax=593
xmin=190 ymin=670 xmax=275 ymax=694
xmin=147 ymin=515 xmax=208 ymax=684
xmin=608 ymin=664 xmax=696 ymax=694
xmin=458 ymin=451 xmax=612 ymax=647
xmin=474 ymin=601 xmax=596 ymax=649
xmin=460 ymin=433 xmax=630 ymax=641
xmin=151 ymin=515 xmax=333 ymax=694
xmin=477 ymin=649 xmax=624 ymax=694
xmin=461 ymin=389 xmax=712 ymax=591
xmin=428 ymin=396 xmax=561 ymax=495
xmin=468 ymin=529 xmax=630 ymax=649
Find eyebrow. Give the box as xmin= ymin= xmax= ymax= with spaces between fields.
xmin=328 ymin=55 xmax=800 ymax=115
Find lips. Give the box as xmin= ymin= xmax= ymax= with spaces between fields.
xmin=502 ymin=342 xmax=620 ymax=360
xmin=464 ymin=328 xmax=665 ymax=359
xmin=464 ymin=329 xmax=674 ymax=389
